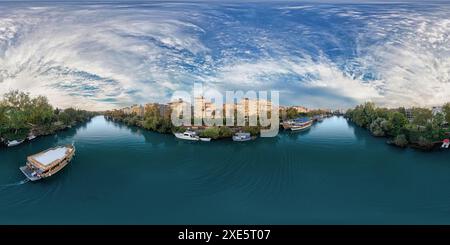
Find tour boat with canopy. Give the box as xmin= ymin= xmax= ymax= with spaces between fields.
xmin=20 ymin=144 xmax=76 ymax=181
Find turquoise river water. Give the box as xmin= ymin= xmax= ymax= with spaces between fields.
xmin=1 ymin=116 xmax=449 ymax=224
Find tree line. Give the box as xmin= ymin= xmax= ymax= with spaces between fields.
xmin=104 ymin=105 xmax=268 ymax=139
xmin=0 ymin=90 xmax=96 ymax=142
xmin=345 ymin=102 xmax=450 ymax=149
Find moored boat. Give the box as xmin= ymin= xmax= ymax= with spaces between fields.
xmin=282 ymin=121 xmax=294 ymax=130
xmin=27 ymin=135 xmax=37 ymax=141
xmin=290 ymin=118 xmax=313 ymax=131
xmin=232 ymin=132 xmax=254 ymax=142
xmin=291 ymin=123 xmax=312 ymax=131
xmin=174 ymin=131 xmax=200 ymax=141
xmin=199 ymin=137 xmax=211 ymax=142
xmin=7 ymin=139 xmax=24 ymax=147
xmin=19 ymin=144 xmax=76 ymax=181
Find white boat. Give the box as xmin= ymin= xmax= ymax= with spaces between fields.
xmin=27 ymin=135 xmax=37 ymax=141
xmin=200 ymin=137 xmax=211 ymax=142
xmin=7 ymin=139 xmax=24 ymax=147
xmin=174 ymin=131 xmax=199 ymax=141
xmin=282 ymin=121 xmax=294 ymax=130
xmin=290 ymin=120 xmax=313 ymax=131
xmin=442 ymin=139 xmax=450 ymax=149
xmin=233 ymin=132 xmax=254 ymax=142
xmin=19 ymin=144 xmax=75 ymax=181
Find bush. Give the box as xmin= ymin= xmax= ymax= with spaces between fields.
xmin=393 ymin=134 xmax=408 ymax=147
xmin=199 ymin=127 xmax=220 ymax=139
xmin=369 ymin=118 xmax=390 ymax=136
xmin=219 ymin=127 xmax=233 ymax=138
xmin=242 ymin=126 xmax=260 ymax=136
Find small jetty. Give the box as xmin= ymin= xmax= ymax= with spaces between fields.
xmin=19 ymin=144 xmax=76 ymax=181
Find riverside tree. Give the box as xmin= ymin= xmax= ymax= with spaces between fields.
xmin=346 ymin=102 xmax=449 ymax=149
xmin=0 ymin=90 xmax=95 ymax=142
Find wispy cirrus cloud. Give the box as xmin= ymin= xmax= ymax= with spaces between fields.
xmin=0 ymin=1 xmax=448 ymax=110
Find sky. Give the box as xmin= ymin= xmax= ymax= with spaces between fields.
xmin=0 ymin=1 xmax=449 ymax=110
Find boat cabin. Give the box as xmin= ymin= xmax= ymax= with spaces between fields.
xmin=21 ymin=145 xmax=75 ymax=181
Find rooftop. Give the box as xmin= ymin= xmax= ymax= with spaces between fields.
xmin=28 ymin=146 xmax=73 ymax=168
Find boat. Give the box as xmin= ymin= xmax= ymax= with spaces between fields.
xmin=199 ymin=137 xmax=211 ymax=142
xmin=7 ymin=139 xmax=24 ymax=147
xmin=290 ymin=118 xmax=313 ymax=131
xmin=442 ymin=139 xmax=450 ymax=149
xmin=232 ymin=132 xmax=254 ymax=142
xmin=19 ymin=144 xmax=75 ymax=181
xmin=282 ymin=121 xmax=294 ymax=130
xmin=27 ymin=135 xmax=37 ymax=141
xmin=174 ymin=131 xmax=199 ymax=141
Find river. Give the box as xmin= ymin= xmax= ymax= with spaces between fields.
xmin=1 ymin=115 xmax=449 ymax=224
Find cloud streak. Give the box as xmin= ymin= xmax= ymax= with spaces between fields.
xmin=0 ymin=2 xmax=448 ymax=110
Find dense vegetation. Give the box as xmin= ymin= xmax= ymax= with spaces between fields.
xmin=345 ymin=102 xmax=450 ymax=150
xmin=0 ymin=91 xmax=96 ymax=143
xmin=104 ymin=105 xmax=175 ymax=134
xmin=284 ymin=108 xmax=332 ymax=120
xmin=105 ymin=105 xmax=265 ymax=138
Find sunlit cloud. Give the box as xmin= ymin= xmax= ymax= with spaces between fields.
xmin=0 ymin=2 xmax=448 ymax=110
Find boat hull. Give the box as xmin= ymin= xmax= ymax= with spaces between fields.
xmin=7 ymin=140 xmax=24 ymax=147
xmin=290 ymin=123 xmax=312 ymax=131
xmin=233 ymin=137 xmax=252 ymax=142
xmin=174 ymin=133 xmax=199 ymax=141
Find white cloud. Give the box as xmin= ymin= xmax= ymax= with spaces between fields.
xmin=0 ymin=2 xmax=448 ymax=110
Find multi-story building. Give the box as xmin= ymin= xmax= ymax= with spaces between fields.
xmin=131 ymin=104 xmax=145 ymax=117
xmin=405 ymin=108 xmax=414 ymax=122
xmin=168 ymin=98 xmax=191 ymax=118
xmin=432 ymin=106 xmax=443 ymax=116
xmin=122 ymin=107 xmax=132 ymax=115
xmin=145 ymin=103 xmax=170 ymax=118
xmin=291 ymin=106 xmax=309 ymax=113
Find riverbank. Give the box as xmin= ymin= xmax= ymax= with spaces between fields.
xmin=0 ymin=91 xmax=97 ymax=147
xmin=345 ymin=102 xmax=450 ymax=151
xmin=104 ymin=108 xmax=333 ymax=141
xmin=104 ymin=114 xmax=261 ymax=140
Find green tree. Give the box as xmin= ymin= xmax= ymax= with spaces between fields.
xmin=388 ymin=112 xmax=408 ymax=136
xmin=285 ymin=108 xmax=298 ymax=120
xmin=200 ymin=127 xmax=220 ymax=139
xmin=29 ymin=96 xmax=54 ymax=125
xmin=393 ymin=134 xmax=408 ymax=147
xmin=369 ymin=117 xmax=391 ymax=136
xmin=219 ymin=126 xmax=233 ymax=138
xmin=57 ymin=111 xmax=72 ymax=126
xmin=433 ymin=112 xmax=446 ymax=128
xmin=412 ymin=107 xmax=432 ymax=126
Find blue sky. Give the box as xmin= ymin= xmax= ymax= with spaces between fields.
xmin=0 ymin=1 xmax=449 ymax=110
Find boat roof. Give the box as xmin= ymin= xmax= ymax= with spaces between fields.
xmin=236 ymin=132 xmax=250 ymax=136
xmin=28 ymin=145 xmax=74 ymax=169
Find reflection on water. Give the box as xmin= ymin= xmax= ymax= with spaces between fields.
xmin=0 ymin=116 xmax=449 ymax=224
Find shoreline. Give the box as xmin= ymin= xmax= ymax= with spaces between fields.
xmin=0 ymin=116 xmax=96 ymax=148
